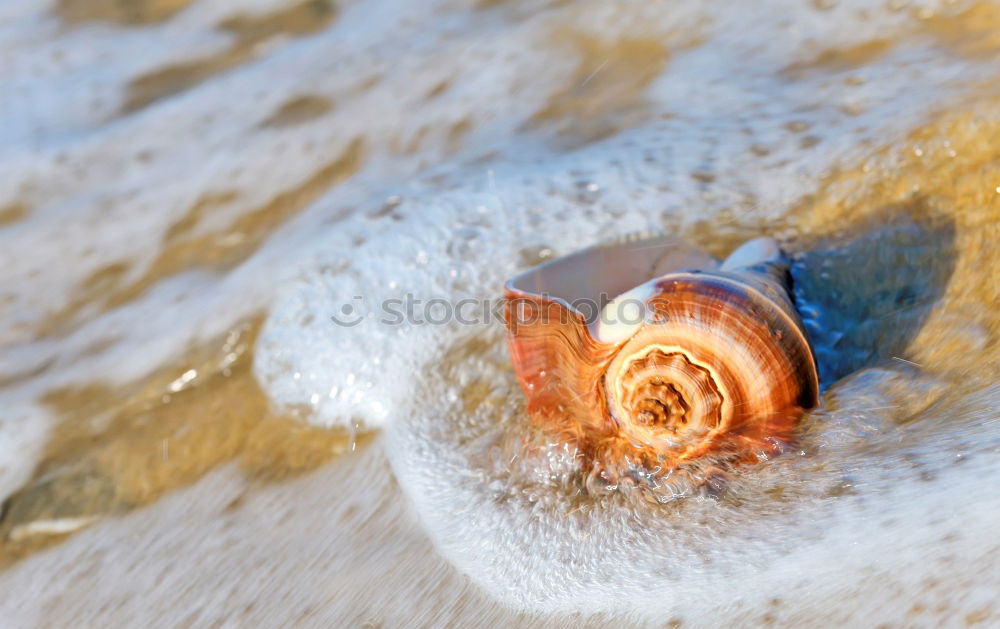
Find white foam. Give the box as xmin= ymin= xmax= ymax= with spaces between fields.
xmin=387 ymin=355 xmax=1000 ymax=622
xmin=255 ymin=0 xmax=984 ymax=430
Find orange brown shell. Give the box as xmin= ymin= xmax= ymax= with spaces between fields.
xmin=504 ymin=235 xmax=819 ymax=484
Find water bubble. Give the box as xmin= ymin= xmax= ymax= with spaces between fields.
xmin=446 ymin=226 xmax=481 ymax=261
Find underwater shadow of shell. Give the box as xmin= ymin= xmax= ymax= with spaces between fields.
xmin=790 ymin=204 xmax=957 ymax=388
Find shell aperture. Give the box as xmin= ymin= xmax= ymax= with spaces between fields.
xmin=504 ymin=234 xmax=819 ymax=487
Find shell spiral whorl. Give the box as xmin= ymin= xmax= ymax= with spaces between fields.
xmin=504 ymin=234 xmax=819 ymax=488
xmin=607 ymin=348 xmax=722 ymax=437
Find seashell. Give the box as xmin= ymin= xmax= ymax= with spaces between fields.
xmin=504 ymin=233 xmax=819 ymax=485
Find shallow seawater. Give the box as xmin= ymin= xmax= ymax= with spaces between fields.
xmin=1 ymin=0 xmax=1000 ymax=626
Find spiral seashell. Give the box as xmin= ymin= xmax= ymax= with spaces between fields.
xmin=504 ymin=233 xmax=819 ymax=485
